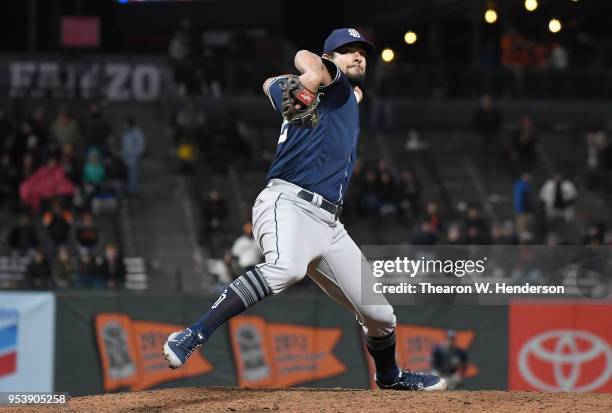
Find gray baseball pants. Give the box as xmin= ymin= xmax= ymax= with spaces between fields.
xmin=252 ymin=179 xmax=396 ymax=337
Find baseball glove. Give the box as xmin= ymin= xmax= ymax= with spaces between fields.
xmin=279 ymin=75 xmax=322 ymax=128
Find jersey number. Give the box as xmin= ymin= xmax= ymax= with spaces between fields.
xmin=278 ymin=120 xmax=289 ymax=144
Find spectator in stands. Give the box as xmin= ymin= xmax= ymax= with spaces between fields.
xmin=532 ymin=41 xmax=550 ymax=71
xmin=583 ymin=222 xmax=606 ymax=246
xmin=82 ymin=102 xmax=111 ymax=154
xmin=25 ymin=247 xmax=53 ymax=290
xmin=491 ymin=222 xmax=511 ymax=244
xmin=208 ymin=250 xmax=234 ymax=294
xmin=176 ymin=138 xmax=198 ymax=173
xmin=445 ymin=224 xmax=464 ymax=245
xmin=497 ymin=220 xmax=519 ymax=244
xmin=500 ymin=29 xmax=528 ymax=97
xmin=121 ymin=117 xmax=146 ymax=194
xmin=411 ymin=221 xmax=439 ymax=245
xmin=8 ymin=214 xmax=39 ymax=256
xmin=75 ymin=212 xmax=100 ymax=252
xmin=169 ymin=28 xmax=190 ymax=94
xmin=398 ymin=170 xmax=422 ymax=218
xmin=174 ymin=99 xmax=205 ymax=172
xmin=20 ymin=154 xmax=75 ymax=211
xmin=511 ymin=115 xmax=537 ymax=172
xmin=82 ymin=147 xmax=108 ymax=210
xmin=50 ymin=107 xmax=81 ymax=149
xmin=75 ymin=250 xmax=105 ymax=289
xmin=430 ymin=329 xmax=468 ymax=390
xmin=585 ymin=131 xmax=611 ymax=192
xmin=423 ymin=201 xmax=444 ymax=236
xmin=539 ymin=173 xmax=578 ymax=223
xmin=83 ymin=147 xmax=106 ymax=189
xmin=42 ymin=198 xmax=73 ymax=250
xmin=549 ymin=41 xmax=569 ymax=97
xmin=472 ymin=94 xmax=502 ymax=169
xmin=99 ymin=243 xmax=126 ymax=289
xmin=464 ymin=205 xmax=490 ymax=244
xmin=168 ymin=18 xmax=199 ymax=95
xmin=513 ymin=173 xmax=534 ymax=241
xmin=51 ymin=245 xmax=75 ymax=289
xmin=231 ymin=223 xmax=262 ymax=273
xmin=550 ymin=42 xmax=569 ymax=71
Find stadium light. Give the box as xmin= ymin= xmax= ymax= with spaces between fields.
xmin=404 ymin=31 xmax=417 ymax=45
xmin=525 ymin=0 xmax=538 ymax=12
xmin=381 ymin=48 xmax=395 ymax=62
xmin=549 ymin=18 xmax=562 ymax=33
xmin=484 ymin=9 xmax=498 ymax=24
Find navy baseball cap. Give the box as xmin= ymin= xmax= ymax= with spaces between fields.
xmin=323 ymin=28 xmax=375 ymax=55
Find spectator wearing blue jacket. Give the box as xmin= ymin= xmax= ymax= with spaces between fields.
xmin=513 ymin=173 xmax=534 ymax=240
xmin=121 ymin=117 xmax=146 ymax=194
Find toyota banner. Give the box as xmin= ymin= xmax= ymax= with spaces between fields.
xmin=509 ymin=301 xmax=612 ymax=392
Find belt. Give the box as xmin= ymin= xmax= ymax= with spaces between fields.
xmin=297 ymin=190 xmax=343 ymax=218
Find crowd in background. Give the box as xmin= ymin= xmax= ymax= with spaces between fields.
xmin=3 ymin=18 xmax=610 ymax=292
xmin=178 ymin=90 xmax=612 ymax=289
xmin=0 ymin=102 xmax=146 ymax=290
xmin=162 ymin=20 xmax=612 ymax=100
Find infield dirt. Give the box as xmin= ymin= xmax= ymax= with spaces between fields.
xmin=4 ymin=387 xmax=612 ymax=413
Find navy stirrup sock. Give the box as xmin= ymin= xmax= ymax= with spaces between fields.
xmin=366 ymin=331 xmax=400 ymax=384
xmin=190 ymin=269 xmax=271 ymax=341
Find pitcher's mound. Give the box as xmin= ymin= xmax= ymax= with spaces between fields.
xmin=17 ymin=387 xmax=612 ymax=413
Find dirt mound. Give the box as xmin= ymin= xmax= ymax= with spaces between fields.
xmin=6 ymin=387 xmax=612 ymax=413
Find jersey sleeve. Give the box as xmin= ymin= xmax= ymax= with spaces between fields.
xmin=320 ymin=58 xmax=343 ymax=88
xmin=265 ymin=76 xmax=286 ymax=112
xmin=318 ymin=58 xmax=352 ymax=108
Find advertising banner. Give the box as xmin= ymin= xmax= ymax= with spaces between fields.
xmin=0 ymin=292 xmax=55 ymax=392
xmin=95 ymin=313 xmax=213 ymax=391
xmin=55 ymin=292 xmax=507 ymax=394
xmin=509 ymin=301 xmax=612 ymax=392
xmin=0 ymin=54 xmax=167 ymax=101
xmin=229 ymin=315 xmax=346 ymax=387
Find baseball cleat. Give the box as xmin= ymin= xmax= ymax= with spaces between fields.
xmin=162 ymin=328 xmax=205 ymax=369
xmin=376 ymin=370 xmax=447 ymax=391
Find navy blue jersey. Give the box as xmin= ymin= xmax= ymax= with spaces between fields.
xmin=265 ymin=59 xmax=359 ymax=204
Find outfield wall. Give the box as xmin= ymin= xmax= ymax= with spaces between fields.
xmin=1 ymin=292 xmax=611 ymax=395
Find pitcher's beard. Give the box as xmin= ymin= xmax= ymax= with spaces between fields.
xmin=347 ymin=71 xmax=365 ymax=87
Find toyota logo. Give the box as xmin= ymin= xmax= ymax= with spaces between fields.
xmin=518 ymin=330 xmax=612 ymax=392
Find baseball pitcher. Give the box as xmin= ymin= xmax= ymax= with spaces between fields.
xmin=163 ymin=28 xmax=446 ymax=391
